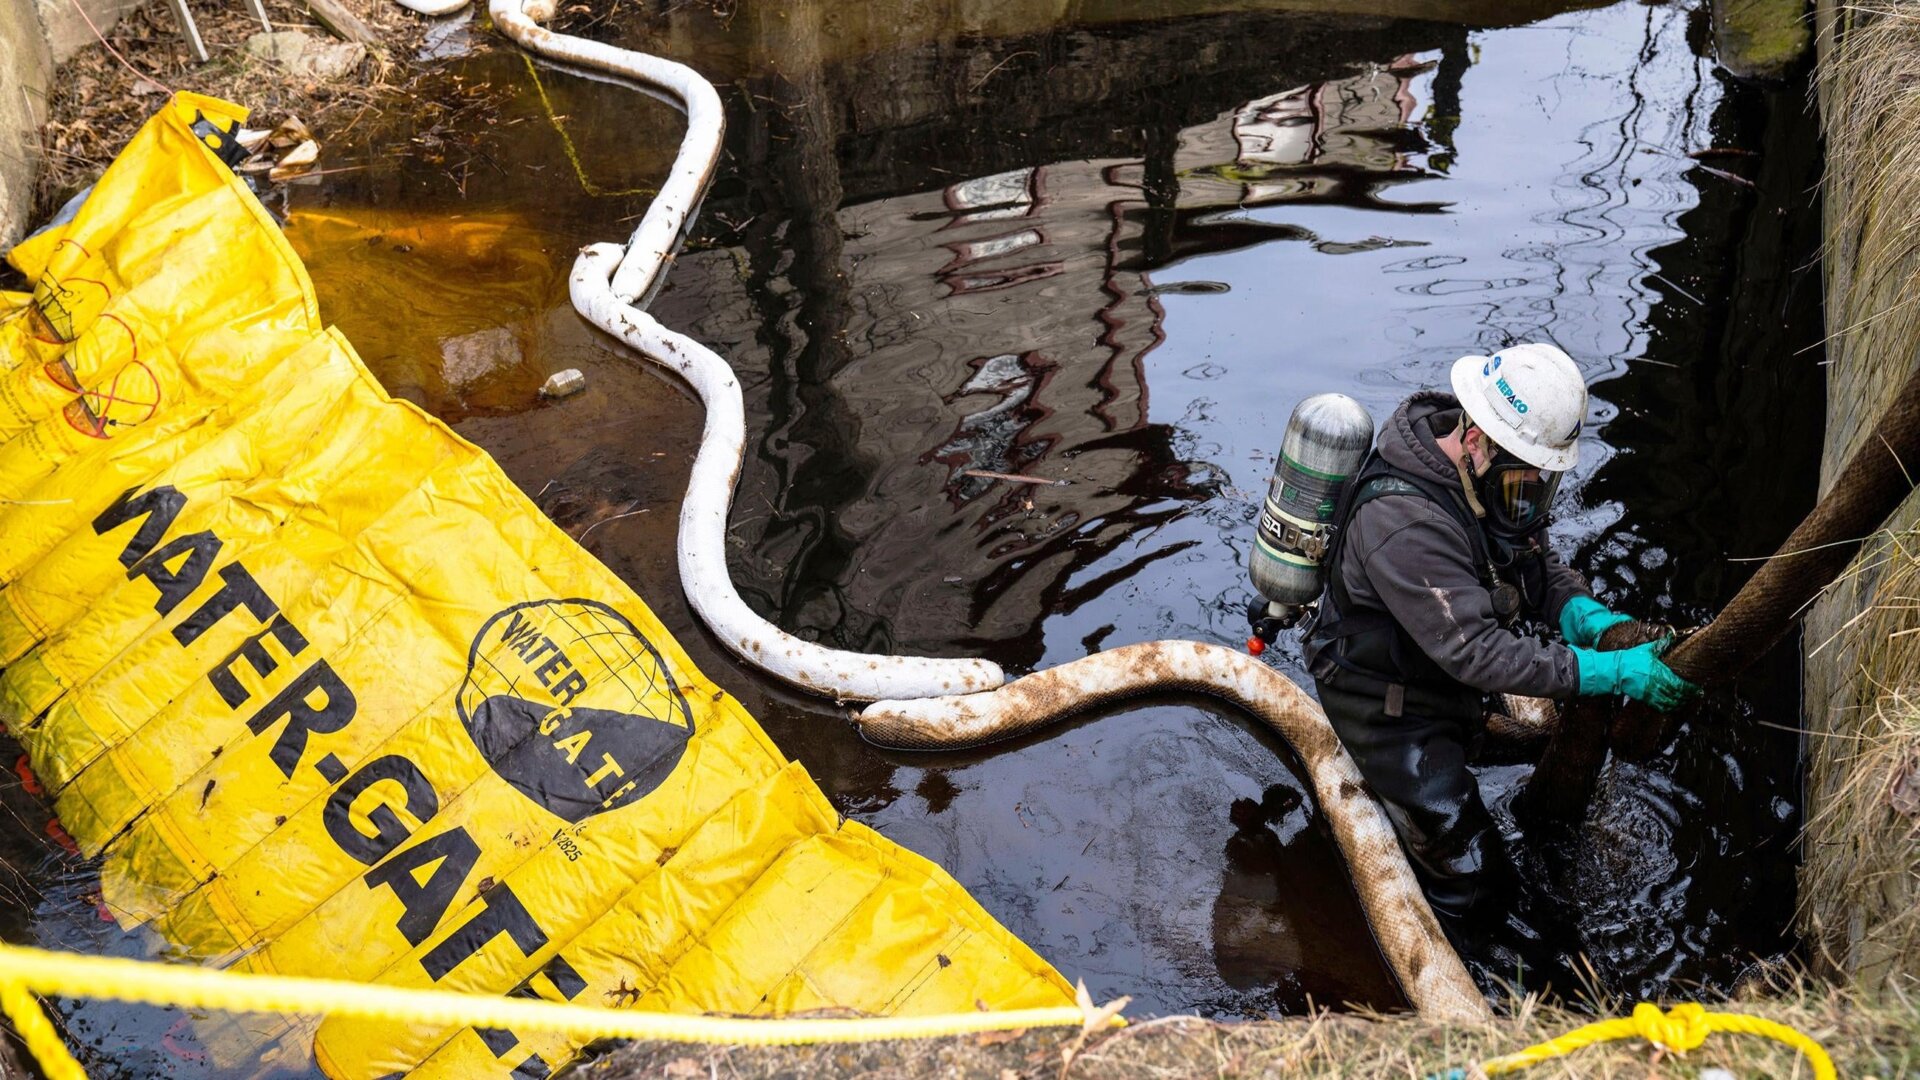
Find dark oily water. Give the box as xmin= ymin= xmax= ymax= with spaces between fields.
xmin=4 ymin=0 xmax=1824 ymax=1065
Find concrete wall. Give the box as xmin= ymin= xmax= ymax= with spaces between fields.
xmin=1799 ymin=0 xmax=1920 ymax=995
xmin=35 ymin=0 xmax=146 ymax=65
xmin=0 ymin=0 xmax=51 ymax=250
xmin=0 ymin=0 xmax=149 ymax=249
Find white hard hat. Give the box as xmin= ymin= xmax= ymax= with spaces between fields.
xmin=1449 ymin=343 xmax=1586 ymax=473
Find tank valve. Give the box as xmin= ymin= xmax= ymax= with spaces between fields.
xmin=1246 ymin=597 xmax=1305 ymax=653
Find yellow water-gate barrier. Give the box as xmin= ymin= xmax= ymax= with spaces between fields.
xmin=0 ymin=93 xmax=1074 ymax=1079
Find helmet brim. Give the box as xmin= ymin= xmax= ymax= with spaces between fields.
xmin=1450 ymin=355 xmax=1580 ymax=473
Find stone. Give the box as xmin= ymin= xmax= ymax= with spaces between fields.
xmin=441 ymin=326 xmax=522 ymax=389
xmin=297 ymin=39 xmax=366 ymax=79
xmin=245 ymin=30 xmax=365 ymax=80
xmin=246 ymin=29 xmax=312 ymax=64
xmin=1714 ymin=0 xmax=1813 ymax=82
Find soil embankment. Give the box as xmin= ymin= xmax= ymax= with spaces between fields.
xmin=13 ymin=0 xmax=437 ymax=237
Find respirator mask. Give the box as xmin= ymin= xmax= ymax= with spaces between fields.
xmin=1477 ymin=446 xmax=1562 ymax=539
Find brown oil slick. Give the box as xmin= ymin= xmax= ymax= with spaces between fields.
xmin=286 ymin=209 xmax=563 ymax=417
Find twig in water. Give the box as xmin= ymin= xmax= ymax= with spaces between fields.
xmin=1646 ymin=272 xmax=1703 ymax=306
xmin=286 ymin=165 xmax=368 ymax=179
xmin=970 ymin=50 xmax=1037 ymax=91
xmin=1696 ymin=163 xmax=1757 ymax=189
xmin=963 ymin=468 xmax=1068 ymax=487
xmin=577 ymin=503 xmax=649 ymax=540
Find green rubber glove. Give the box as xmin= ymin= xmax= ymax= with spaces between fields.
xmin=1573 ymin=639 xmax=1700 ymax=712
xmin=1559 ymin=594 xmax=1633 ymax=648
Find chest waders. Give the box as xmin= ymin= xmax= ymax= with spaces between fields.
xmin=1303 ymin=451 xmax=1533 ymax=944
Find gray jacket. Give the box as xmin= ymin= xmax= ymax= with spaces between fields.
xmin=1315 ymin=391 xmax=1587 ymax=698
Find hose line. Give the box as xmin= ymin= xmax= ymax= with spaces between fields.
xmin=861 ymin=641 xmax=1490 ymax=1022
xmin=479 ymin=0 xmax=1483 ymax=1019
xmin=488 ymin=0 xmax=1005 ymax=702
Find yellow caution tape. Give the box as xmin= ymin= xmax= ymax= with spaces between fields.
xmin=0 ymin=941 xmax=1113 ymax=1080
xmin=1481 ymin=1002 xmax=1835 ymax=1080
xmin=0 ymin=976 xmax=87 ymax=1080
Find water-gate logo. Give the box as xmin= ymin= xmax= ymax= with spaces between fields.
xmin=457 ymin=599 xmax=694 ymax=824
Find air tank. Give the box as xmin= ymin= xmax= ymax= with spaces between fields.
xmin=1250 ymin=393 xmax=1376 ymax=618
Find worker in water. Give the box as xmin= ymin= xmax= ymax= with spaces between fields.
xmin=1301 ymin=342 xmax=1699 ymax=960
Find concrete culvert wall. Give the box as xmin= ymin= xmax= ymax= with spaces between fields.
xmin=1800 ymin=0 xmax=1920 ymax=999
xmin=0 ymin=0 xmax=51 ymax=247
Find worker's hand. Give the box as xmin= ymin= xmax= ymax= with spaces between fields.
xmin=1573 ymin=639 xmax=1701 ymax=712
xmin=1559 ymin=594 xmax=1634 ymax=648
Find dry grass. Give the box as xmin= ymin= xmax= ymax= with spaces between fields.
xmin=567 ymin=976 xmax=1918 ymax=1079
xmin=1802 ymin=524 xmax=1920 ymax=997
xmin=31 ymin=0 xmax=436 ymax=215
xmin=1816 ymin=0 xmax=1920 ymax=471
xmin=1798 ymin=0 xmax=1920 ymax=999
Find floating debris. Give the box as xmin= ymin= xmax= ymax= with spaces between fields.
xmin=1311 ymin=235 xmax=1431 ymax=255
xmin=961 ymin=468 xmax=1069 ymax=486
xmin=1142 ymin=280 xmax=1231 ymax=296
xmin=268 ymin=139 xmax=321 ymax=182
xmin=541 ymin=368 xmax=587 ymax=398
xmin=1695 ymin=163 xmax=1757 ymax=190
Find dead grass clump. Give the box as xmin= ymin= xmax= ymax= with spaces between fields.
xmin=567 ymin=977 xmax=1919 ymax=1079
xmin=32 ymin=0 xmax=433 ymax=215
xmin=1803 ymin=524 xmax=1920 ymax=996
xmin=1814 ymin=0 xmax=1920 ymax=473
xmin=1801 ymin=0 xmax=1920 ymax=998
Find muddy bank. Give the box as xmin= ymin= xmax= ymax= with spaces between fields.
xmin=1798 ymin=0 xmax=1920 ymax=997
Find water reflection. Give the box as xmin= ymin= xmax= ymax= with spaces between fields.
xmin=1179 ymin=61 xmax=1439 ymax=208
xmin=705 ymin=54 xmax=1468 ymax=673
xmin=1209 ymin=784 xmax=1401 ymax=1009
